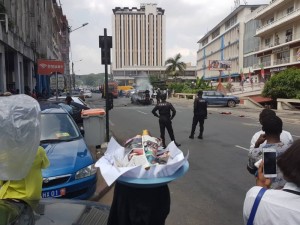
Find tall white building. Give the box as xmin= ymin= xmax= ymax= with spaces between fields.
xmin=112 ymin=4 xmax=166 ymax=85
xmin=250 ymin=0 xmax=300 ymax=80
xmin=196 ymin=5 xmax=264 ymax=82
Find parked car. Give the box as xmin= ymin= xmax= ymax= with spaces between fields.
xmin=202 ymin=90 xmax=240 ymax=107
xmin=48 ymin=96 xmax=89 ymax=107
xmin=131 ymin=90 xmax=153 ymax=105
xmin=40 ymin=108 xmax=97 ymax=200
xmin=41 ymin=97 xmax=90 ymax=125
xmin=0 ymin=198 xmax=110 ymax=225
xmin=84 ymin=90 xmax=92 ymax=98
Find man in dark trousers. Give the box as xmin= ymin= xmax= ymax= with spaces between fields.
xmin=152 ymin=93 xmax=180 ymax=148
xmin=189 ymin=90 xmax=208 ymax=139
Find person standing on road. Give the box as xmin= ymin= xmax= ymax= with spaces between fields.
xmin=156 ymin=88 xmax=161 ymax=104
xmin=152 ymin=93 xmax=181 ymax=148
xmin=189 ymin=90 xmax=208 ymax=139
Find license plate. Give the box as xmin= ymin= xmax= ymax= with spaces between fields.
xmin=42 ymin=188 xmax=66 ymax=198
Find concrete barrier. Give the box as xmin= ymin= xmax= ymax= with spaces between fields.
xmin=277 ymin=98 xmax=300 ymax=111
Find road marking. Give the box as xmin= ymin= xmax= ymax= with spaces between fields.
xmin=292 ymin=134 xmax=300 ymax=138
xmin=242 ymin=123 xmax=260 ymax=127
xmin=137 ymin=110 xmax=148 ymax=115
xmin=235 ymin=145 xmax=249 ymax=151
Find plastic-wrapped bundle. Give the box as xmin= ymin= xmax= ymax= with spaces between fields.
xmin=0 ymin=94 xmax=41 ymax=180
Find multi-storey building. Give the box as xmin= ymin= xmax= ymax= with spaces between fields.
xmin=196 ymin=4 xmax=264 ymax=82
xmin=112 ymin=3 xmax=166 ymax=85
xmin=0 ymin=0 xmax=69 ymax=96
xmin=250 ymin=0 xmax=300 ymax=80
xmin=111 ymin=3 xmax=196 ymax=85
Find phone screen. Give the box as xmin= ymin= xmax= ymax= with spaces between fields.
xmin=263 ymin=152 xmax=277 ymax=175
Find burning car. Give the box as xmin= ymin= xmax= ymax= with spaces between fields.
xmin=131 ymin=90 xmax=154 ymax=105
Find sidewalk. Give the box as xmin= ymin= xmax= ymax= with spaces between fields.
xmin=167 ymin=95 xmax=300 ymax=125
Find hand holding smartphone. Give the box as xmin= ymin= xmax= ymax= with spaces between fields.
xmin=262 ymin=148 xmax=277 ymax=178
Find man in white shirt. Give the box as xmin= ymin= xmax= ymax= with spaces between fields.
xmin=243 ymin=139 xmax=300 ymax=225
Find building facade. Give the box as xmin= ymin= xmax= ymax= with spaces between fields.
xmin=112 ymin=4 xmax=166 ymax=85
xmin=0 ymin=0 xmax=69 ymax=96
xmin=249 ymin=0 xmax=300 ymax=80
xmin=196 ymin=5 xmax=263 ymax=82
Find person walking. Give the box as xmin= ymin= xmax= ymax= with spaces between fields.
xmin=189 ymin=90 xmax=208 ymax=139
xmin=152 ymin=93 xmax=180 ymax=148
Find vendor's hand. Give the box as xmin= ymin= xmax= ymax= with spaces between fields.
xmin=254 ymin=134 xmax=266 ymax=148
xmin=256 ymin=161 xmax=271 ymax=189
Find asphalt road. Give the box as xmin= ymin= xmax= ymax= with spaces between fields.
xmin=87 ymin=93 xmax=300 ymax=225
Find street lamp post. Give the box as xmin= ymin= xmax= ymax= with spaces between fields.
xmin=71 ymin=59 xmax=83 ymax=92
xmin=68 ymin=23 xmax=88 ymax=95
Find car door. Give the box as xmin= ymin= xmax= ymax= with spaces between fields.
xmin=203 ymin=91 xmax=214 ymax=105
xmin=214 ymin=91 xmax=226 ymax=105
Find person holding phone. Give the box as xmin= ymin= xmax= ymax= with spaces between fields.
xmin=247 ymin=115 xmax=291 ymax=189
xmin=249 ymin=109 xmax=293 ymax=155
xmin=243 ymin=139 xmax=300 ymax=225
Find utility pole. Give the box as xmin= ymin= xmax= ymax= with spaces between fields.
xmin=99 ymin=28 xmax=112 ymax=142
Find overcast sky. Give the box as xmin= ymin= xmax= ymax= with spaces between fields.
xmin=60 ymin=0 xmax=268 ymax=75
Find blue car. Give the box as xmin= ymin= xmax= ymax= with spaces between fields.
xmin=203 ymin=90 xmax=240 ymax=107
xmin=40 ymin=108 xmax=97 ymax=200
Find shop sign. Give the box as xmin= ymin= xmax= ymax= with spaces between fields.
xmin=270 ymin=66 xmax=287 ymax=72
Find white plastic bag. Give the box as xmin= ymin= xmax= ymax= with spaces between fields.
xmin=0 ymin=94 xmax=41 ymax=180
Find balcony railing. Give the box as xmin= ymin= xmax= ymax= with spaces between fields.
xmin=257 ymin=7 xmax=300 ymax=34
xmin=274 ymin=57 xmax=290 ymax=65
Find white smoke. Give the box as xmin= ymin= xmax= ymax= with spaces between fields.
xmin=135 ymin=73 xmax=154 ymax=96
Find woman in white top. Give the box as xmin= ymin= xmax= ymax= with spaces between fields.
xmin=243 ymin=139 xmax=300 ymax=225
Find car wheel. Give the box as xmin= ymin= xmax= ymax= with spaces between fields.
xmin=227 ymin=100 xmax=236 ymax=107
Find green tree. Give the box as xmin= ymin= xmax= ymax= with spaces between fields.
xmin=262 ymin=67 xmax=300 ymax=100
xmin=165 ymin=53 xmax=186 ymax=80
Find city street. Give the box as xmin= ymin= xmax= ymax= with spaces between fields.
xmin=86 ymin=93 xmax=300 ymax=225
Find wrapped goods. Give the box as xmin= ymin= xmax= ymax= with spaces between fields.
xmin=0 ymin=94 xmax=41 ymax=180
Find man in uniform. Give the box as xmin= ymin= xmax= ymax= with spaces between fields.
xmin=189 ymin=90 xmax=208 ymax=139
xmin=152 ymin=93 xmax=180 ymax=148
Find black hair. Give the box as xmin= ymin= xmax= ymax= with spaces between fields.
xmin=259 ymin=109 xmax=276 ymax=122
xmin=197 ymin=90 xmax=203 ymax=96
xmin=261 ymin=115 xmax=282 ymax=135
xmin=277 ymin=139 xmax=300 ymax=187
xmin=160 ymin=93 xmax=167 ymax=101
xmin=65 ymin=96 xmax=72 ymax=104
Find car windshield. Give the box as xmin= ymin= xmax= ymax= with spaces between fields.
xmin=40 ymin=113 xmax=80 ymax=142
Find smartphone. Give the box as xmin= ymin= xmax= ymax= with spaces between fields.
xmin=263 ymin=148 xmax=277 ymax=178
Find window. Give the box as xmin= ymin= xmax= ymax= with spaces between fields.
xmin=202 ymin=38 xmax=208 ymax=46
xmin=265 ymin=38 xmax=270 ymax=47
xmin=212 ymin=28 xmax=220 ymax=39
xmin=286 ymin=29 xmax=293 ymax=42
xmin=287 ymin=6 xmax=294 ymax=14
xmin=267 ymin=17 xmax=274 ymax=25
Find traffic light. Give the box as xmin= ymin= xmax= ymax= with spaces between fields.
xmin=99 ymin=36 xmax=112 ymax=65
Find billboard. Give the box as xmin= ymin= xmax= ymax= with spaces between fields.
xmin=208 ymin=60 xmax=231 ymax=71
xmin=37 ymin=59 xmax=64 ymax=75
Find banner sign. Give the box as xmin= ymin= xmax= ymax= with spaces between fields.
xmin=37 ymin=59 xmax=64 ymax=75
xmin=208 ymin=60 xmax=231 ymax=71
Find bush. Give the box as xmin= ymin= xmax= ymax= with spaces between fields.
xmin=262 ymin=68 xmax=300 ymax=100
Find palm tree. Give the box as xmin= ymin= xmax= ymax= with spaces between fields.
xmin=165 ymin=53 xmax=186 ymax=81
